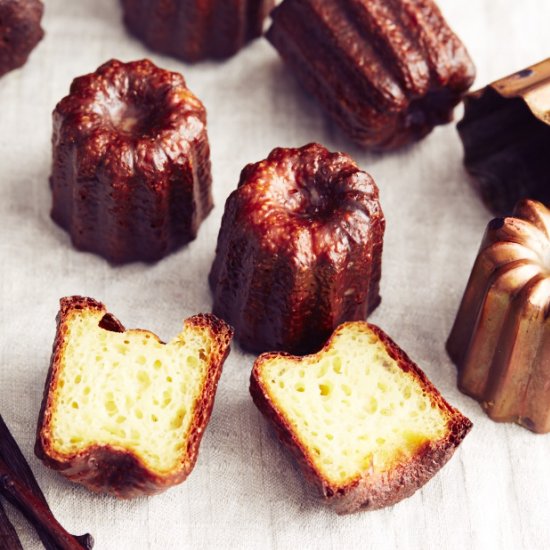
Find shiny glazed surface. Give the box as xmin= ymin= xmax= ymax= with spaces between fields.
xmin=458 ymin=58 xmax=550 ymax=215
xmin=50 ymin=59 xmax=213 ymax=264
xmin=121 ymin=0 xmax=275 ymax=63
xmin=209 ymin=143 xmax=385 ymax=354
xmin=267 ymin=0 xmax=475 ymax=150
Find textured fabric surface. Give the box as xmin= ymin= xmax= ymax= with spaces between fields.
xmin=0 ymin=1 xmax=548 ymax=548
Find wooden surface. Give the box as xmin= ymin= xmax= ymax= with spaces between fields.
xmin=0 ymin=1 xmax=548 ymax=548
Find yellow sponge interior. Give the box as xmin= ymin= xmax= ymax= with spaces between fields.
xmin=49 ymin=310 xmax=213 ymax=473
xmin=260 ymin=325 xmax=448 ymax=485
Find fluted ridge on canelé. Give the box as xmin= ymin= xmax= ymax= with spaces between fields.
xmin=267 ymin=0 xmax=475 ymax=150
xmin=209 ymin=143 xmax=385 ymax=355
xmin=121 ymin=0 xmax=275 ymax=63
xmin=50 ymin=59 xmax=213 ymax=264
xmin=447 ymin=200 xmax=550 ymax=433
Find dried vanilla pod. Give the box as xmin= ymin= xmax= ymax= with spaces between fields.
xmin=0 ymin=414 xmax=94 ymax=549
xmin=0 ymin=499 xmax=23 ymax=550
xmin=50 ymin=59 xmax=213 ymax=264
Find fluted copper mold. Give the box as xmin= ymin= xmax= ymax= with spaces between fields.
xmin=458 ymin=58 xmax=550 ymax=216
xmin=209 ymin=143 xmax=385 ymax=355
xmin=121 ymin=0 xmax=275 ymax=63
xmin=447 ymin=200 xmax=550 ymax=433
xmin=0 ymin=0 xmax=44 ymax=78
xmin=50 ymin=59 xmax=213 ymax=264
xmin=267 ymin=0 xmax=475 ymax=151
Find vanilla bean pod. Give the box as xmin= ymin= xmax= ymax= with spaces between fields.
xmin=0 ymin=457 xmax=90 ymax=550
xmin=0 ymin=499 xmax=23 ymax=550
xmin=0 ymin=415 xmax=93 ymax=549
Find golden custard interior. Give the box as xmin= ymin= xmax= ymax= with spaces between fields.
xmin=260 ymin=325 xmax=448 ymax=485
xmin=49 ymin=309 xmax=213 ymax=473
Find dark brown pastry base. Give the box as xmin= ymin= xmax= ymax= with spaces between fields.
xmin=209 ymin=143 xmax=385 ymax=355
xmin=458 ymin=59 xmax=550 ymax=216
xmin=267 ymin=0 xmax=475 ymax=151
xmin=121 ymin=0 xmax=275 ymax=63
xmin=50 ymin=59 xmax=213 ymax=264
xmin=0 ymin=0 xmax=44 ymax=78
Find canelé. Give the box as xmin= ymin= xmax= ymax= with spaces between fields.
xmin=251 ymin=321 xmax=472 ymax=513
xmin=267 ymin=0 xmax=475 ymax=150
xmin=209 ymin=143 xmax=385 ymax=354
xmin=121 ymin=0 xmax=275 ymax=63
xmin=36 ymin=297 xmax=233 ymax=498
xmin=458 ymin=58 xmax=550 ymax=215
xmin=447 ymin=200 xmax=550 ymax=433
xmin=50 ymin=59 xmax=213 ymax=264
xmin=0 ymin=0 xmax=44 ymax=78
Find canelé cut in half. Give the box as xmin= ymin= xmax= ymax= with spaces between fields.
xmin=458 ymin=58 xmax=550 ymax=215
xmin=447 ymin=200 xmax=550 ymax=433
xmin=209 ymin=143 xmax=385 ymax=355
xmin=50 ymin=59 xmax=213 ymax=264
xmin=0 ymin=0 xmax=44 ymax=78
xmin=268 ymin=0 xmax=475 ymax=150
xmin=251 ymin=321 xmax=472 ymax=513
xmin=121 ymin=0 xmax=275 ymax=62
xmin=36 ymin=297 xmax=233 ymax=498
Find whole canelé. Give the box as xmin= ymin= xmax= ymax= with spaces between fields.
xmin=267 ymin=0 xmax=475 ymax=150
xmin=0 ymin=0 xmax=44 ymax=78
xmin=447 ymin=200 xmax=550 ymax=433
xmin=458 ymin=58 xmax=550 ymax=216
xmin=209 ymin=143 xmax=385 ymax=354
xmin=50 ymin=59 xmax=213 ymax=264
xmin=120 ymin=0 xmax=275 ymax=63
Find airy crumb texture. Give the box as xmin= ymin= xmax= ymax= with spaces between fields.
xmin=52 ymin=312 xmax=211 ymax=472
xmin=36 ymin=296 xmax=233 ymax=498
xmin=251 ymin=322 xmax=472 ymax=513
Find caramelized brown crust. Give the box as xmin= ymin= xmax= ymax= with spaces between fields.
xmin=267 ymin=0 xmax=475 ymax=150
xmin=35 ymin=297 xmax=233 ymax=498
xmin=251 ymin=322 xmax=472 ymax=513
xmin=120 ymin=0 xmax=275 ymax=63
xmin=50 ymin=59 xmax=213 ymax=264
xmin=0 ymin=0 xmax=44 ymax=78
xmin=447 ymin=200 xmax=550 ymax=433
xmin=209 ymin=143 xmax=385 ymax=354
xmin=458 ymin=58 xmax=550 ymax=215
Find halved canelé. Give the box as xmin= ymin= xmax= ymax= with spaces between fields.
xmin=268 ymin=0 xmax=475 ymax=150
xmin=251 ymin=321 xmax=472 ymax=513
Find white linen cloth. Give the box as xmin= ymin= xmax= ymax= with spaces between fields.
xmin=0 ymin=1 xmax=549 ymax=548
